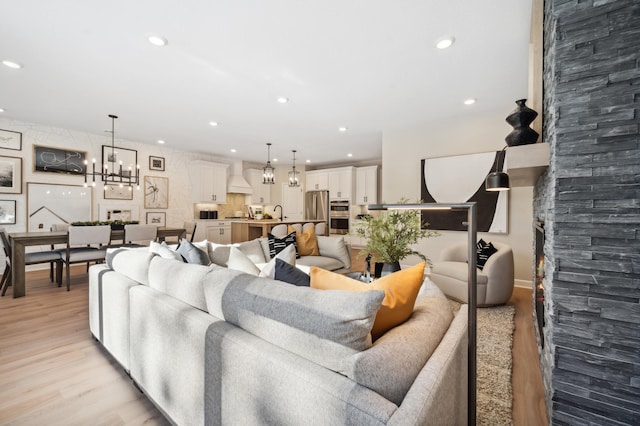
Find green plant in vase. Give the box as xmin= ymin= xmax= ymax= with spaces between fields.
xmin=352 ymin=199 xmax=439 ymax=276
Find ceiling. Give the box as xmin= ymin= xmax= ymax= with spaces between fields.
xmin=0 ymin=0 xmax=532 ymax=166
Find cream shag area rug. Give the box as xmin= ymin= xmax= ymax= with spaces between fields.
xmin=451 ymin=302 xmax=516 ymax=426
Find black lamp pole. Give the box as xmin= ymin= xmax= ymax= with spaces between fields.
xmin=367 ymin=202 xmax=477 ymax=425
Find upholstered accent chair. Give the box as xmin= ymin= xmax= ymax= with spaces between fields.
xmin=430 ymin=242 xmax=514 ymax=307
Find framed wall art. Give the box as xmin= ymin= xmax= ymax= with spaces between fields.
xmin=144 ymin=176 xmax=168 ymax=209
xmin=33 ymin=145 xmax=87 ymax=175
xmin=149 ymin=156 xmax=165 ymax=171
xmin=146 ymin=212 xmax=166 ymax=227
xmin=420 ymin=151 xmax=508 ymax=233
xmin=27 ymin=183 xmax=92 ymax=231
xmin=98 ymin=203 xmax=139 ymax=222
xmin=102 ymin=145 xmax=138 ymax=181
xmin=104 ymin=184 xmax=134 ymax=200
xmin=0 ymin=200 xmax=16 ymax=224
xmin=0 ymin=155 xmax=22 ymax=194
xmin=0 ymin=129 xmax=22 ymax=151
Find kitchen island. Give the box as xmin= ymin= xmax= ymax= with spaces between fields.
xmin=231 ymin=219 xmax=327 ymax=243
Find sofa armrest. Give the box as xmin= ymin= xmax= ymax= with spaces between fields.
xmin=205 ymin=322 xmax=396 ymax=425
xmin=388 ymin=305 xmax=468 ymax=426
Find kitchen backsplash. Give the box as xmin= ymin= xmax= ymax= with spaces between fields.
xmin=194 ymin=193 xmax=249 ymax=219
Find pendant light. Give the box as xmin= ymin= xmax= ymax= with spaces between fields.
xmin=288 ymin=150 xmax=300 ymax=187
xmin=485 ymin=146 xmax=510 ymax=191
xmin=263 ymin=142 xmax=275 ymax=184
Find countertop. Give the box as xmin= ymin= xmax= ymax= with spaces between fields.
xmin=231 ymin=219 xmax=325 ymax=224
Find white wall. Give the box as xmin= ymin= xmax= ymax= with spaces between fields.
xmin=0 ymin=117 xmax=237 ymax=269
xmin=381 ymin=109 xmax=534 ymax=283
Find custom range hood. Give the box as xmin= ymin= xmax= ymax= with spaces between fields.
xmin=227 ymin=162 xmax=253 ymax=194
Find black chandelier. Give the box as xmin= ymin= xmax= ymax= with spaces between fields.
xmin=84 ymin=114 xmax=140 ymax=190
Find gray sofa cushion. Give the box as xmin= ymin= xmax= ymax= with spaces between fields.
xmin=201 ymin=267 xmax=384 ymax=372
xmin=316 ymin=235 xmax=351 ymax=270
xmin=341 ymin=293 xmax=454 ymax=405
xmin=148 ymin=256 xmax=222 ymax=311
xmin=296 ymin=255 xmax=345 ymax=271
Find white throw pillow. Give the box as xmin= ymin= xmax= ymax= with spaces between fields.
xmin=228 ymin=246 xmax=261 ymax=275
xmin=149 ymin=241 xmax=183 ymax=261
xmin=228 ymin=244 xmax=296 ymax=278
xmin=259 ymin=244 xmax=296 ymax=278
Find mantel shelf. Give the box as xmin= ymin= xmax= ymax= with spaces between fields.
xmin=506 ymin=143 xmax=550 ymax=187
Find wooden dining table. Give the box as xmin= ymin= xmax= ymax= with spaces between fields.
xmin=8 ymin=227 xmax=186 ymax=298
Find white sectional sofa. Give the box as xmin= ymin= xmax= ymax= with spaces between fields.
xmin=89 ymin=247 xmax=468 ymax=425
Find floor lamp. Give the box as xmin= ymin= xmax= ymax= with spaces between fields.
xmin=367 ymin=202 xmax=477 ymax=426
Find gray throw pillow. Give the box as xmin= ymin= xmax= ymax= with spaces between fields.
xmin=274 ymin=258 xmax=310 ymax=286
xmin=177 ymin=239 xmax=211 ymax=265
xmin=201 ymin=268 xmax=384 ymax=373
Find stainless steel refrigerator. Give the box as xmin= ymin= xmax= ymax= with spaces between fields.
xmin=304 ymin=190 xmax=330 ymax=229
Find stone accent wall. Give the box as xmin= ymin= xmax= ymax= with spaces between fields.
xmin=534 ymin=0 xmax=640 ymax=424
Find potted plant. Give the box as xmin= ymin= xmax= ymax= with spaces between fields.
xmin=352 ymin=200 xmax=439 ymax=276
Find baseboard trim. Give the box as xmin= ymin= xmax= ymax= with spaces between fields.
xmin=515 ymin=279 xmax=531 ymax=289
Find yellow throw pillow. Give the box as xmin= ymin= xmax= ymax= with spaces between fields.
xmin=310 ymin=262 xmax=426 ymax=340
xmin=288 ymin=225 xmax=320 ymax=256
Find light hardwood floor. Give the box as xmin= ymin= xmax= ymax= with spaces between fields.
xmin=0 ymin=259 xmax=548 ymax=425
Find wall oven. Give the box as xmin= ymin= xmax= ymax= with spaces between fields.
xmin=330 ymin=201 xmax=350 ymax=234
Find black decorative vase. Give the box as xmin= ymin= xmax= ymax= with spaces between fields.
xmin=375 ymin=261 xmax=401 ymax=278
xmin=505 ymin=99 xmax=539 ymax=146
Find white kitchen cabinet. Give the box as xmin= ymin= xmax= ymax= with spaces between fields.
xmin=355 ymin=165 xmax=378 ymax=205
xmin=205 ymin=220 xmax=232 ymax=244
xmin=244 ymin=169 xmax=271 ymax=204
xmin=189 ymin=161 xmax=229 ymax=203
xmin=328 ymin=167 xmax=354 ymax=201
xmin=305 ymin=170 xmax=329 ymax=191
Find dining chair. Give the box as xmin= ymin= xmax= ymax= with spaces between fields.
xmin=63 ymin=225 xmax=112 ymax=291
xmin=184 ymin=221 xmax=197 ymax=242
xmin=120 ymin=224 xmax=158 ymax=247
xmin=0 ymin=228 xmax=64 ymax=296
xmin=50 ymin=223 xmax=70 ymax=281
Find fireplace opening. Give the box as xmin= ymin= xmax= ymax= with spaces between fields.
xmin=535 ymin=221 xmax=545 ymax=348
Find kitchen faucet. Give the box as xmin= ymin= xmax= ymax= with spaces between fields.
xmin=274 ymin=205 xmax=283 ymax=221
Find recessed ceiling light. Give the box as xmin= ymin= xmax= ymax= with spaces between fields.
xmin=230 ymin=148 xmax=237 ymax=153
xmin=277 ymin=97 xmax=289 ymax=104
xmin=2 ymin=60 xmax=22 ymax=69
xmin=306 ymin=160 xmax=311 ymax=163
xmin=157 ymin=140 xmax=165 ymax=144
xmin=435 ymin=36 xmax=455 ymax=49
xmin=209 ymin=121 xmax=218 ymax=127
xmin=148 ymin=35 xmax=168 ymax=46
xmin=0 ymin=108 xmax=4 ymax=113
xmin=338 ymin=127 xmax=348 ymax=132
xmin=464 ymin=98 xmax=477 ymax=105
xmin=347 ymin=153 xmax=353 ymax=157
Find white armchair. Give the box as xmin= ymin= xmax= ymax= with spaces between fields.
xmin=430 ymin=242 xmax=514 ymax=307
